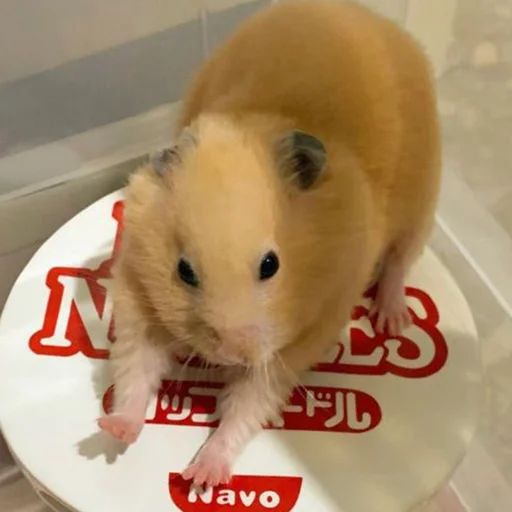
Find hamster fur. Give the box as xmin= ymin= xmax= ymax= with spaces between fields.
xmin=99 ymin=0 xmax=441 ymax=487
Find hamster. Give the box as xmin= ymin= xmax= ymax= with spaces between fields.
xmin=98 ymin=0 xmax=441 ymax=487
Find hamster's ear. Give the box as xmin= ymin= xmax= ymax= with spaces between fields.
xmin=151 ymin=147 xmax=180 ymax=176
xmin=277 ymin=130 xmax=327 ymax=189
xmin=151 ymin=128 xmax=197 ymax=176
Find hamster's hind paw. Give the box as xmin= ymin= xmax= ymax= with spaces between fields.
xmin=370 ymin=290 xmax=412 ymax=336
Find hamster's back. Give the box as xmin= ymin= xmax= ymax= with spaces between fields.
xmin=179 ymin=0 xmax=440 ymax=266
xmin=181 ymin=0 xmax=438 ymax=190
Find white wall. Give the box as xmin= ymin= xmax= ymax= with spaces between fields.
xmin=0 ymin=0 xmax=258 ymax=85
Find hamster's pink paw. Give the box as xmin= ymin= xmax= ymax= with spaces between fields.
xmin=182 ymin=444 xmax=232 ymax=488
xmin=97 ymin=413 xmax=143 ymax=444
xmin=370 ymin=294 xmax=412 ymax=336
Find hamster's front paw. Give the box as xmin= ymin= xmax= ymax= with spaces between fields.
xmin=97 ymin=413 xmax=144 ymax=444
xmin=182 ymin=439 xmax=232 ymax=488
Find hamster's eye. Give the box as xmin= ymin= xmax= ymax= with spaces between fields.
xmin=177 ymin=258 xmax=199 ymax=287
xmin=259 ymin=251 xmax=280 ymax=281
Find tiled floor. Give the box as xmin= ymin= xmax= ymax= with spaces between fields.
xmin=420 ymin=225 xmax=512 ymax=511
xmin=429 ymin=3 xmax=512 ymax=507
xmin=0 ymin=469 xmax=49 ymax=512
xmin=438 ymin=0 xmax=512 ymax=239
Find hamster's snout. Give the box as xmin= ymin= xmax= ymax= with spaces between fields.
xmin=215 ymin=325 xmax=261 ymax=344
xmin=211 ymin=325 xmax=264 ymax=366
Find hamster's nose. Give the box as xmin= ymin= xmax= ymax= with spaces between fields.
xmin=213 ymin=325 xmax=263 ymax=365
xmin=215 ymin=325 xmax=261 ymax=344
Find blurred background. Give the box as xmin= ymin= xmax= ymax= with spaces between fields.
xmin=0 ymin=1 xmax=511 ymax=510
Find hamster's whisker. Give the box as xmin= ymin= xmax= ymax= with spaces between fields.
xmin=262 ymin=360 xmax=271 ymax=391
xmin=274 ymin=353 xmax=308 ymax=400
xmin=175 ymin=350 xmax=198 ymax=392
xmin=193 ymin=355 xmax=211 ymax=386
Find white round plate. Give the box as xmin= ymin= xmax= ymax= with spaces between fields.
xmin=0 ymin=191 xmax=482 ymax=512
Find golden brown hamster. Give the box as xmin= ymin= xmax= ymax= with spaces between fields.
xmin=99 ymin=0 xmax=441 ymax=487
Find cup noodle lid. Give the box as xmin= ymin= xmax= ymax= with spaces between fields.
xmin=0 ymin=191 xmax=482 ymax=512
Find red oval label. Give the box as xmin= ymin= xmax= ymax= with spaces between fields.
xmin=168 ymin=473 xmax=302 ymax=512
